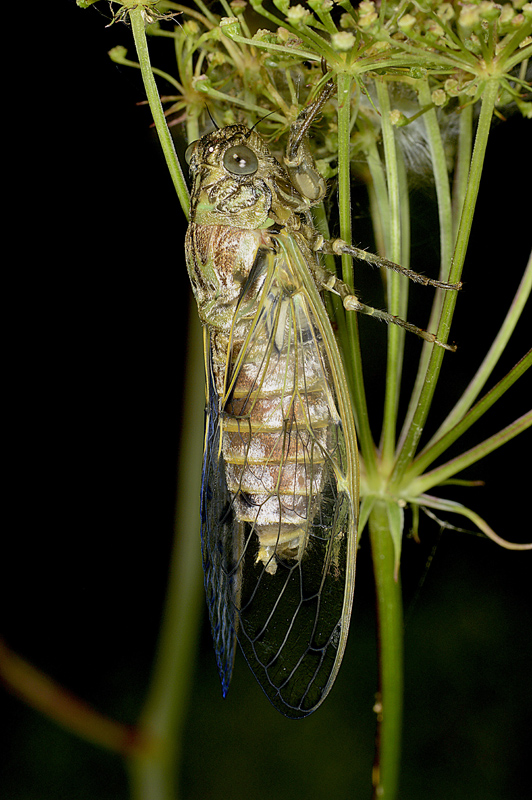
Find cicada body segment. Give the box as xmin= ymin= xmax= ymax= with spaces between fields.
xmin=185 ymin=109 xmax=359 ymax=717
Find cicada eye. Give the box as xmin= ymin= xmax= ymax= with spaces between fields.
xmin=185 ymin=141 xmax=198 ymax=165
xmin=223 ymin=145 xmax=259 ymax=176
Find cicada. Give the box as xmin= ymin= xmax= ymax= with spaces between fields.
xmin=185 ymin=80 xmax=459 ymax=718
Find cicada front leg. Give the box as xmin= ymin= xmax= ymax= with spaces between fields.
xmin=284 ymin=78 xmax=336 ymax=206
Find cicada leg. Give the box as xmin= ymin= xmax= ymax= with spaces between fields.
xmin=323 ymin=238 xmax=462 ymax=292
xmin=314 ymin=238 xmax=461 ymax=351
xmin=284 ymin=78 xmax=336 ymax=204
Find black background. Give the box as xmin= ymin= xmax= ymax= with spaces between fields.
xmin=1 ymin=3 xmax=530 ymax=799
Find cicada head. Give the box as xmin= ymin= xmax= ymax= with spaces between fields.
xmin=186 ymin=126 xmax=312 ymax=230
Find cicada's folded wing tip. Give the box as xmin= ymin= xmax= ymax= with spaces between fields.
xmin=219 ymin=663 xmax=233 ymax=699
xmin=213 ymin=626 xmax=238 ymax=700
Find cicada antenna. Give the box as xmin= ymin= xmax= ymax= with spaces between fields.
xmin=248 ymin=110 xmax=276 ymax=135
xmin=205 ymin=105 xmax=219 ymax=130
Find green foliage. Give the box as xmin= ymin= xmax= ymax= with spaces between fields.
xmin=136 ymin=0 xmax=532 ymax=154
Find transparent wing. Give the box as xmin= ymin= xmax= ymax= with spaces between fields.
xmin=200 ymin=341 xmax=242 ymax=696
xmin=202 ymin=239 xmax=358 ymax=718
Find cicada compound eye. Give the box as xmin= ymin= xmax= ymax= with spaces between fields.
xmin=184 ymin=141 xmax=198 ymax=165
xmin=223 ymin=145 xmax=259 ymax=176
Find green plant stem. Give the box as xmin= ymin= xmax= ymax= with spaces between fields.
xmin=409 ymin=409 xmax=532 ymax=495
xmin=405 ymin=349 xmax=532 ymax=481
xmin=390 ymin=78 xmax=500 ymax=491
xmin=129 ymin=5 xmax=190 ymax=219
xmin=447 ymin=77 xmax=500 ymax=282
xmin=194 ymin=80 xmax=286 ymax=124
xmin=364 ymin=133 xmax=390 ymax=256
xmin=398 ymin=78 xmax=454 ymax=450
xmin=411 ymin=494 xmax=532 ymax=550
xmin=369 ymin=501 xmax=404 ymax=800
xmin=337 ymin=72 xmax=377 ymax=478
xmin=426 ymin=252 xmax=532 ymax=447
xmin=109 ymin=46 xmax=184 ymax=91
xmin=0 ymin=639 xmax=141 ymax=755
xmin=452 ymin=102 xmax=473 ymax=240
xmin=375 ymin=79 xmax=406 ymax=466
xmin=128 ymin=307 xmax=205 ymax=800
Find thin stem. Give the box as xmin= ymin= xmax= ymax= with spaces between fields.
xmin=411 ymin=494 xmax=532 ymax=550
xmin=172 ymin=0 xmax=219 ymax=26
xmin=425 ymin=251 xmax=532 ymax=447
xmin=448 ymin=78 xmax=500 ymax=284
xmin=313 ymin=202 xmax=354 ymax=402
xmin=397 ymin=78 xmax=454 ymax=451
xmin=0 ymin=639 xmax=141 ymax=755
xmin=337 ymin=72 xmax=377 ymax=477
xmin=409 ymin=410 xmax=532 ymax=495
xmin=128 ymin=306 xmax=205 ymax=800
xmin=405 ymin=350 xmax=532 ymax=482
xmin=405 ymin=349 xmax=532 ymax=481
xmin=390 ymin=78 xmax=500 ymax=491
xmin=129 ymin=6 xmax=190 ymax=219
xmin=364 ymin=133 xmax=390 ymax=255
xmin=249 ymin=0 xmax=333 ymax=58
xmin=375 ymin=79 xmax=405 ymax=466
xmin=109 ymin=46 xmax=183 ymax=91
xmin=452 ymin=102 xmax=473 ymax=241
xmin=369 ymin=501 xmax=404 ymax=800
xmin=194 ymin=81 xmax=286 ymax=124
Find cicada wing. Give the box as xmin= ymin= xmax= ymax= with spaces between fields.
xmin=200 ymin=339 xmax=243 ymax=695
xmin=237 ymin=475 xmax=356 ymax=719
xmin=221 ymin=245 xmax=358 ymax=718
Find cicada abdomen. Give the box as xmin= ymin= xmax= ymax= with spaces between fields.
xmin=185 ymin=103 xmax=358 ymax=717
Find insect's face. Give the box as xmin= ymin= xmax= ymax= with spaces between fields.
xmin=186 ymin=126 xmax=303 ymax=229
